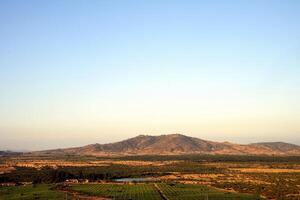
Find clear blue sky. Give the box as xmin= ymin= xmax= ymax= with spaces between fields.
xmin=0 ymin=0 xmax=300 ymax=150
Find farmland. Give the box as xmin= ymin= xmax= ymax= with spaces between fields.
xmin=69 ymin=183 xmax=260 ymax=200
xmin=0 ymin=184 xmax=65 ymax=200
xmin=0 ymin=154 xmax=300 ymax=199
xmin=70 ymin=183 xmax=161 ymax=200
xmin=0 ymin=182 xmax=260 ymax=200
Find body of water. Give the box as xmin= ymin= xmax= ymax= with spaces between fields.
xmin=113 ymin=178 xmax=156 ymax=182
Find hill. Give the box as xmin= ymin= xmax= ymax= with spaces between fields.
xmin=35 ymin=134 xmax=300 ymax=156
xmin=0 ymin=151 xmax=22 ymax=157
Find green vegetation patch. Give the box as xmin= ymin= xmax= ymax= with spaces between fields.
xmin=71 ymin=183 xmax=161 ymax=200
xmin=157 ymin=183 xmax=261 ymax=200
xmin=70 ymin=183 xmax=261 ymax=200
xmin=0 ymin=184 xmax=65 ymax=200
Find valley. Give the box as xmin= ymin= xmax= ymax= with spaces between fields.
xmin=1 ymin=153 xmax=300 ymax=199
xmin=1 ymin=134 xmax=300 ymax=199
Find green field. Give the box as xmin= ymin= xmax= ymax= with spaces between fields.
xmin=70 ymin=183 xmax=261 ymax=200
xmin=0 ymin=184 xmax=65 ymax=200
xmin=0 ymin=183 xmax=261 ymax=200
xmin=156 ymin=183 xmax=260 ymax=200
xmin=71 ymin=183 xmax=162 ymax=200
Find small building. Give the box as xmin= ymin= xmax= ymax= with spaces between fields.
xmin=65 ymin=179 xmax=79 ymax=183
xmin=20 ymin=182 xmax=32 ymax=185
xmin=0 ymin=182 xmax=16 ymax=186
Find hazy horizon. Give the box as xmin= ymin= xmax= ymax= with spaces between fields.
xmin=1 ymin=0 xmax=300 ymax=151
xmin=1 ymin=132 xmax=300 ymax=152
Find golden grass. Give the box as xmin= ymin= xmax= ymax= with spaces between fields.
xmin=2 ymin=159 xmax=180 ymax=169
xmin=230 ymin=168 xmax=300 ymax=173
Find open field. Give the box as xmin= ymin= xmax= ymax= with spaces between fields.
xmin=69 ymin=183 xmax=260 ymax=200
xmin=156 ymin=183 xmax=259 ymax=200
xmin=230 ymin=168 xmax=300 ymax=173
xmin=70 ymin=183 xmax=161 ymax=200
xmin=0 ymin=184 xmax=65 ymax=200
xmin=0 ymin=182 xmax=260 ymax=200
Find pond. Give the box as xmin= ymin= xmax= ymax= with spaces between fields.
xmin=113 ymin=177 xmax=156 ymax=182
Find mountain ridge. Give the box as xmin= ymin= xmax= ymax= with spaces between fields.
xmin=35 ymin=134 xmax=300 ymax=156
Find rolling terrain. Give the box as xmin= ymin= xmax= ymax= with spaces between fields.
xmin=34 ymin=134 xmax=300 ymax=156
xmin=0 ymin=151 xmax=22 ymax=157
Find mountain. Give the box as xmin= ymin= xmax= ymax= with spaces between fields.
xmin=249 ymin=142 xmax=300 ymax=155
xmin=35 ymin=134 xmax=300 ymax=156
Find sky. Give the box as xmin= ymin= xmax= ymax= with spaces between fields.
xmin=0 ymin=0 xmax=300 ymax=150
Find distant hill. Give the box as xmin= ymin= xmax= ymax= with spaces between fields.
xmin=35 ymin=134 xmax=300 ymax=156
xmin=0 ymin=151 xmax=22 ymax=157
xmin=249 ymin=142 xmax=300 ymax=155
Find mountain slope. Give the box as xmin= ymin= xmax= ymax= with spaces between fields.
xmin=37 ymin=134 xmax=300 ymax=156
xmin=249 ymin=142 xmax=300 ymax=155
